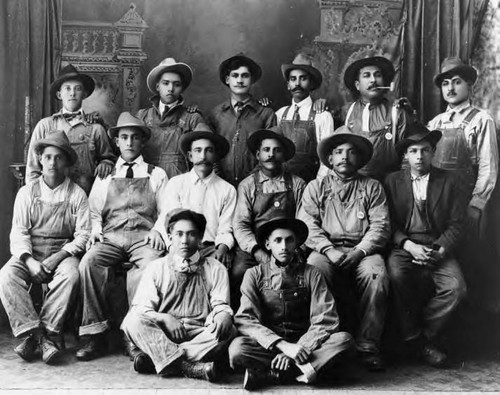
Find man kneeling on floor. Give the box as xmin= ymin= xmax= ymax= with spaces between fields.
xmin=229 ymin=215 xmax=353 ymax=391
xmin=121 ymin=209 xmax=237 ymax=382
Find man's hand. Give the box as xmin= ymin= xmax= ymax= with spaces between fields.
xmin=403 ymin=240 xmax=433 ymax=264
xmin=215 ymin=244 xmax=232 ymax=269
xmin=211 ymin=312 xmax=233 ymax=340
xmin=253 ymin=248 xmax=270 ymax=265
xmin=275 ymin=340 xmax=311 ymax=364
xmin=427 ymin=246 xmax=446 ymax=267
xmin=271 ymin=353 xmax=293 ymax=371
xmin=94 ymin=162 xmax=113 ymax=179
xmin=467 ymin=206 xmax=482 ymax=234
xmin=258 ymin=97 xmax=272 ymax=107
xmin=313 ymin=98 xmax=328 ymax=113
xmin=25 ymin=256 xmax=51 ymax=283
xmin=87 ymin=232 xmax=104 ymax=250
xmin=144 ymin=230 xmax=165 ymax=251
xmin=185 ymin=104 xmax=200 ymax=113
xmin=325 ymin=248 xmax=346 ymax=266
xmin=42 ymin=250 xmax=70 ymax=273
xmin=161 ymin=314 xmax=187 ymax=342
xmin=338 ymin=248 xmax=364 ymax=271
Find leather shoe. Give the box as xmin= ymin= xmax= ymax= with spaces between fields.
xmin=420 ymin=344 xmax=448 ymax=368
xmin=124 ymin=338 xmax=141 ymax=361
xmin=14 ymin=334 xmax=38 ymax=362
xmin=359 ymin=351 xmax=386 ymax=372
xmin=180 ymin=360 xmax=219 ymax=382
xmin=39 ymin=334 xmax=61 ymax=364
xmin=133 ymin=352 xmax=156 ymax=374
xmin=243 ymin=368 xmax=280 ymax=391
xmin=76 ymin=335 xmax=105 ymax=361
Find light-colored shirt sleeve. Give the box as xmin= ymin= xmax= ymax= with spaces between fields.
xmin=10 ymin=185 xmax=34 ymax=260
xmin=62 ymin=186 xmax=91 ymax=255
xmin=26 ymin=118 xmax=50 ymax=182
xmin=88 ymin=176 xmax=109 ymax=236
xmin=233 ymin=178 xmax=259 ymax=254
xmin=214 ymin=186 xmax=237 ymax=249
xmin=129 ymin=259 xmax=163 ymax=315
xmin=205 ymin=258 xmax=234 ymax=324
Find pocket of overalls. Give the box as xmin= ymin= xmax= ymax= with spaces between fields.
xmin=343 ymin=190 xmax=368 ymax=236
xmin=70 ymin=132 xmax=94 ymax=173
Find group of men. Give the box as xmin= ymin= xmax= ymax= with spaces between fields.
xmin=0 ymin=49 xmax=497 ymax=390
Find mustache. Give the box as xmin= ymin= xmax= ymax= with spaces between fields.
xmin=264 ymin=158 xmax=277 ymax=163
xmin=447 ymin=91 xmax=456 ymax=96
xmin=336 ymin=160 xmax=353 ymax=166
xmin=368 ymin=83 xmax=380 ymax=89
xmin=292 ymin=87 xmax=304 ymax=92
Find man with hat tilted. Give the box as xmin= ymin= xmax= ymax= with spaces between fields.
xmin=277 ymin=53 xmax=334 ymax=182
xmin=228 ymin=215 xmax=354 ymax=390
xmin=385 ymin=123 xmax=467 ymax=368
xmin=26 ymin=64 xmax=116 ymax=195
xmin=161 ymin=129 xmax=236 ymax=267
xmin=76 ymin=112 xmax=168 ymax=361
xmin=343 ymin=55 xmax=408 ymax=181
xmin=208 ymin=53 xmax=276 ymax=186
xmin=136 ymin=57 xmax=210 ymax=178
xmin=231 ymin=128 xmax=306 ymax=310
xmin=298 ymin=126 xmax=390 ymax=371
xmin=0 ymin=131 xmax=90 ymax=364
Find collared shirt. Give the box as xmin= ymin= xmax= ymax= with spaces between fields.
xmin=158 ymin=99 xmax=179 ymax=117
xmin=88 ymin=155 xmax=168 ymax=235
xmin=411 ymin=172 xmax=430 ymax=201
xmin=234 ymin=170 xmax=306 ymax=254
xmin=10 ymin=177 xmax=90 ymax=259
xmin=235 ymin=257 xmax=340 ymax=351
xmin=161 ymin=168 xmax=237 ymax=249
xmin=231 ymin=97 xmax=250 ymax=112
xmin=172 ymin=251 xmax=201 ymax=273
xmin=427 ymin=100 xmax=498 ymax=210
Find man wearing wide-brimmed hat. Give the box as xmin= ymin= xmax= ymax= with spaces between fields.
xmin=161 ymin=129 xmax=237 ymax=267
xmin=77 ymin=112 xmax=168 ymax=361
xmin=0 ymin=131 xmax=90 ymax=365
xmin=136 ymin=57 xmax=210 ymax=178
xmin=229 ymin=215 xmax=353 ymax=390
xmin=276 ymin=53 xmax=334 ymax=182
xmin=26 ymin=64 xmax=116 ymax=195
xmin=208 ymin=53 xmax=276 ymax=186
xmin=342 ymin=55 xmax=408 ymax=181
xmin=385 ymin=122 xmax=467 ymax=368
xmin=231 ymin=128 xmax=306 ymax=310
xmin=298 ymin=126 xmax=390 ymax=371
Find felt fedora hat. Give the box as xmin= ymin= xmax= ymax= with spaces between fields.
xmin=256 ymin=214 xmax=309 ymax=247
xmin=108 ymin=112 xmax=151 ymax=141
xmin=433 ymin=57 xmax=477 ymax=87
xmin=34 ymin=130 xmax=78 ymax=166
xmin=281 ymin=53 xmax=323 ymax=90
xmin=179 ymin=128 xmax=230 ymax=159
xmin=50 ymin=64 xmax=95 ymax=100
xmin=247 ymin=128 xmax=296 ymax=162
xmin=344 ymin=56 xmax=395 ymax=93
xmin=219 ymin=53 xmax=262 ymax=84
xmin=317 ymin=125 xmax=373 ymax=169
xmin=395 ymin=123 xmax=442 ymax=156
xmin=146 ymin=58 xmax=193 ymax=93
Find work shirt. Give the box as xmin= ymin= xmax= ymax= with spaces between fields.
xmin=298 ymin=171 xmax=390 ymax=255
xmin=208 ymin=97 xmax=276 ymax=185
xmin=10 ymin=177 xmax=90 ymax=260
xmin=411 ymin=173 xmax=430 ymax=201
xmin=235 ymin=256 xmax=340 ymax=351
xmin=88 ymin=155 xmax=167 ymax=236
xmin=427 ymin=100 xmax=498 ymax=210
xmin=233 ymin=170 xmax=306 ymax=254
xmin=162 ymin=169 xmax=237 ymax=249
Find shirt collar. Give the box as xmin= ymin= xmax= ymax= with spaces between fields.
xmin=222 ymin=96 xmax=257 ymax=112
xmin=258 ymin=169 xmax=285 ymax=184
xmin=62 ymin=108 xmax=84 ymax=116
xmin=172 ymin=251 xmax=202 ymax=273
xmin=445 ymin=100 xmax=471 ymax=114
xmin=39 ymin=176 xmax=70 ymax=193
xmin=410 ymin=172 xmax=430 ymax=182
xmin=291 ymin=95 xmax=312 ymax=109
xmin=231 ymin=97 xmax=250 ymax=109
xmin=269 ymin=254 xmax=301 ymax=273
xmin=328 ymin=169 xmax=358 ymax=183
xmin=116 ymin=155 xmax=144 ymax=167
xmin=358 ymin=97 xmax=388 ymax=110
xmin=187 ymin=167 xmax=216 ymax=185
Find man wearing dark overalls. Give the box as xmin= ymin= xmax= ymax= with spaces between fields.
xmin=232 ymin=129 xmax=306 ymax=310
xmin=343 ymin=56 xmax=407 ymax=182
xmin=137 ymin=58 xmax=210 ymax=178
xmin=277 ymin=53 xmax=334 ymax=182
xmin=229 ymin=216 xmax=353 ymax=390
xmin=77 ymin=112 xmax=168 ymax=361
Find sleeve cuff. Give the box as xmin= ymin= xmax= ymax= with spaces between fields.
xmin=62 ymin=244 xmax=77 ymax=256
xmin=469 ymin=197 xmax=487 ymax=211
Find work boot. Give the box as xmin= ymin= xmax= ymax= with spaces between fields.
xmin=243 ymin=368 xmax=280 ymax=391
xmin=133 ymin=352 xmax=156 ymax=374
xmin=180 ymin=360 xmax=219 ymax=382
xmin=124 ymin=337 xmax=141 ymax=361
xmin=14 ymin=333 xmax=39 ymax=362
xmin=39 ymin=334 xmax=61 ymax=365
xmin=359 ymin=351 xmax=386 ymax=372
xmin=76 ymin=334 xmax=106 ymax=361
xmin=420 ymin=343 xmax=448 ymax=368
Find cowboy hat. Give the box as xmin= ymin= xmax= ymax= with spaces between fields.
xmin=433 ymin=57 xmax=477 ymax=87
xmin=281 ymin=53 xmax=323 ymax=90
xmin=344 ymin=56 xmax=395 ymax=93
xmin=146 ymin=58 xmax=193 ymax=93
xmin=108 ymin=112 xmax=151 ymax=140
xmin=50 ymin=64 xmax=95 ymax=100
xmin=247 ymin=128 xmax=296 ymax=162
xmin=34 ymin=130 xmax=78 ymax=166
xmin=256 ymin=215 xmax=309 ymax=247
xmin=179 ymin=129 xmax=230 ymax=159
xmin=219 ymin=53 xmax=262 ymax=84
xmin=395 ymin=123 xmax=442 ymax=156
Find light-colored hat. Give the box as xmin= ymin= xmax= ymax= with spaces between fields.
xmin=281 ymin=53 xmax=323 ymax=90
xmin=108 ymin=112 xmax=151 ymax=140
xmin=34 ymin=130 xmax=78 ymax=166
xmin=433 ymin=57 xmax=477 ymax=87
xmin=146 ymin=58 xmax=193 ymax=93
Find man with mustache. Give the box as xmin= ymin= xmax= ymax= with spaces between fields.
xmin=208 ymin=54 xmax=276 ymax=186
xmin=298 ymin=127 xmax=390 ymax=371
xmin=231 ymin=129 xmax=306 ymax=309
xmin=161 ymin=130 xmax=236 ymax=268
xmin=277 ymin=53 xmax=334 ymax=182
xmin=342 ymin=56 xmax=408 ymax=181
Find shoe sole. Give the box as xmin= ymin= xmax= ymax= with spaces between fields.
xmin=43 ymin=348 xmax=62 ymax=365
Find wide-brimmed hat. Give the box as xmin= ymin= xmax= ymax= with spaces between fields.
xmin=395 ymin=123 xmax=442 ymax=156
xmin=344 ymin=56 xmax=395 ymax=93
xmin=165 ymin=208 xmax=207 ymax=236
xmin=34 ymin=130 xmax=78 ymax=166
xmin=247 ymin=128 xmax=296 ymax=162
xmin=108 ymin=112 xmax=151 ymax=140
xmin=219 ymin=53 xmax=262 ymax=84
xmin=281 ymin=53 xmax=323 ymax=90
xmin=50 ymin=64 xmax=95 ymax=100
xmin=179 ymin=130 xmax=230 ymax=159
xmin=146 ymin=58 xmax=193 ymax=93
xmin=433 ymin=57 xmax=477 ymax=87
xmin=318 ymin=126 xmax=373 ymax=169
xmin=256 ymin=215 xmax=309 ymax=247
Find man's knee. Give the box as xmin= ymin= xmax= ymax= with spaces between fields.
xmin=308 ymin=252 xmax=335 ymax=286
xmin=228 ymin=336 xmax=255 ymax=369
xmin=357 ymin=254 xmax=389 ymax=289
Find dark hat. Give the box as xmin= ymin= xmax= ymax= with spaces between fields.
xmin=165 ymin=208 xmax=207 ymax=236
xmin=256 ymin=215 xmax=309 ymax=247
xmin=247 ymin=128 xmax=296 ymax=162
xmin=433 ymin=57 xmax=477 ymax=87
xmin=395 ymin=123 xmax=442 ymax=156
xmin=317 ymin=126 xmax=373 ymax=169
xmin=219 ymin=53 xmax=262 ymax=84
xmin=34 ymin=130 xmax=78 ymax=166
xmin=179 ymin=128 xmax=230 ymax=159
xmin=108 ymin=112 xmax=151 ymax=141
xmin=146 ymin=58 xmax=193 ymax=93
xmin=50 ymin=64 xmax=95 ymax=100
xmin=344 ymin=56 xmax=395 ymax=93
xmin=281 ymin=53 xmax=323 ymax=90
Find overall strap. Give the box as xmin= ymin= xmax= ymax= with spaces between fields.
xmin=460 ymin=108 xmax=481 ymax=129
xmin=344 ymin=102 xmax=356 ymax=125
xmin=261 ymin=260 xmax=271 ymax=288
xmin=253 ymin=171 xmax=263 ymax=194
xmin=147 ymin=164 xmax=155 ymax=175
xmin=32 ymin=178 xmax=42 ymax=199
xmin=283 ymin=171 xmax=294 ymax=191
xmin=307 ymin=106 xmax=316 ymax=122
xmin=281 ymin=106 xmax=291 ymax=121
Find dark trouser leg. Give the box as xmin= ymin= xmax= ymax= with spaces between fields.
xmin=307 ymin=331 xmax=354 ymax=373
xmin=228 ymin=336 xmax=277 ymax=371
xmin=230 ymin=247 xmax=259 ymax=311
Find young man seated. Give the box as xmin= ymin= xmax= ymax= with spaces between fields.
xmin=121 ymin=209 xmax=236 ymax=382
xmin=229 ymin=215 xmax=353 ymax=390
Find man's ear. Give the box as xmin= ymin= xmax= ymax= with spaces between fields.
xmin=225 ymin=75 xmax=230 ymax=86
xmin=114 ymin=137 xmax=119 ymax=147
xmin=265 ymin=239 xmax=270 ymax=250
xmin=56 ymin=91 xmax=62 ymax=101
xmin=187 ymin=151 xmax=193 ymax=163
xmin=354 ymin=80 xmax=360 ymax=91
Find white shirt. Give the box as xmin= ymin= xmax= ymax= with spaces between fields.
xmin=88 ymin=155 xmax=168 ymax=236
xmin=161 ymin=168 xmax=237 ymax=249
xmin=410 ymin=173 xmax=430 ymax=201
xmin=158 ymin=99 xmax=179 ymax=116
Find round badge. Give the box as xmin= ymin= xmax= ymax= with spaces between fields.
xmin=357 ymin=211 xmax=365 ymax=220
xmin=79 ymin=134 xmax=85 ymax=141
xmin=274 ymin=201 xmax=280 ymax=208
xmin=385 ymin=132 xmax=393 ymax=140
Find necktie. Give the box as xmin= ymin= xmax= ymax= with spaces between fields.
xmin=292 ymin=105 xmax=300 ymax=121
xmin=179 ymin=258 xmax=192 ymax=273
xmin=63 ymin=112 xmax=82 ymax=122
xmin=234 ymin=101 xmax=244 ymax=113
xmin=362 ymin=103 xmax=370 ymax=131
xmin=124 ymin=162 xmax=135 ymax=178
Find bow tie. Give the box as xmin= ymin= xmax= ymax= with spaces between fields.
xmin=63 ymin=112 xmax=82 ymax=121
xmin=177 ymin=258 xmax=198 ymax=273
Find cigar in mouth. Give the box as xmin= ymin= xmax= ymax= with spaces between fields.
xmin=374 ymin=82 xmax=395 ymax=91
